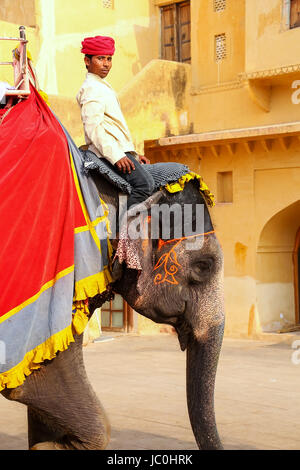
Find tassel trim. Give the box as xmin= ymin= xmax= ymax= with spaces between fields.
xmin=164 ymin=172 xmax=215 ymax=207
xmin=0 ymin=266 xmax=113 ymax=392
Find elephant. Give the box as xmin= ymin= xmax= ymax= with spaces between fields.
xmin=1 ymin=171 xmax=225 ymax=451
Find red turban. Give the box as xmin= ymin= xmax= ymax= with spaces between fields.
xmin=81 ymin=36 xmax=115 ymax=56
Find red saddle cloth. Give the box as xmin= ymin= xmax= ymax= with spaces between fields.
xmin=0 ymin=107 xmax=7 ymax=117
xmin=0 ymin=85 xmax=112 ymax=391
xmin=0 ymin=86 xmax=86 ymax=320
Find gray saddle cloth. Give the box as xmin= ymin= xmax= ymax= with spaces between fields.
xmin=81 ymin=149 xmax=190 ymax=194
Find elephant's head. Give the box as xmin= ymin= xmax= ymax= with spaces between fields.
xmin=114 ymin=181 xmax=225 ymax=449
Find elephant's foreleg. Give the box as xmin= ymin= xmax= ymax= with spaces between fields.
xmin=2 ymin=334 xmax=110 ymax=450
xmin=27 ymin=406 xmax=110 ymax=450
xmin=27 ymin=406 xmax=64 ymax=449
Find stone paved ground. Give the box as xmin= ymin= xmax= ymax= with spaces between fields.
xmin=1 ymin=334 xmax=300 ymax=450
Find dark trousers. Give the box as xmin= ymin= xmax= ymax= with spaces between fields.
xmin=118 ymin=152 xmax=154 ymax=209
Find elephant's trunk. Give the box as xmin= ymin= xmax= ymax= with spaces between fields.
xmin=186 ymin=322 xmax=224 ymax=450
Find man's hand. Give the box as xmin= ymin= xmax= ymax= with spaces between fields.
xmin=115 ymin=156 xmax=135 ymax=174
xmin=138 ymin=155 xmax=150 ymax=164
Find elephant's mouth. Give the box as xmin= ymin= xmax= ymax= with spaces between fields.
xmin=152 ymin=298 xmax=188 ymax=324
xmin=175 ymin=311 xmax=193 ymax=351
xmin=160 ymin=301 xmax=192 ymax=352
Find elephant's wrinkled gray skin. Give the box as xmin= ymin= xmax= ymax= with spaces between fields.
xmin=1 ymin=174 xmax=225 ymax=450
xmin=114 ymin=182 xmax=225 ymax=450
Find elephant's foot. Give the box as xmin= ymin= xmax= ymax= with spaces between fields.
xmin=27 ymin=406 xmax=110 ymax=450
xmin=30 ymin=441 xmax=65 ymax=450
xmin=3 ymin=334 xmax=111 ymax=451
xmin=30 ymin=439 xmax=109 ymax=450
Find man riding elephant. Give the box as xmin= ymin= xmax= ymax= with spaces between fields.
xmin=76 ymin=35 xmax=153 ymax=210
xmin=0 ymin=31 xmax=225 ymax=450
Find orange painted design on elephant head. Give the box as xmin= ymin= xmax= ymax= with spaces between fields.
xmin=153 ymin=231 xmax=215 ymax=285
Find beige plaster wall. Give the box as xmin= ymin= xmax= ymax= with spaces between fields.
xmin=48 ymin=95 xmax=83 ymax=147
xmin=180 ymin=141 xmax=300 ymax=337
xmin=119 ymin=59 xmax=192 ymax=154
xmin=0 ymin=21 xmax=38 ymax=85
xmin=191 ymin=0 xmax=245 ymax=88
xmin=34 ymin=0 xmax=159 ymax=97
xmin=1 ymin=0 xmax=300 ymax=339
xmin=0 ymin=0 xmax=36 ymax=28
xmin=245 ymin=0 xmax=300 ymax=72
xmin=191 ymin=82 xmax=300 ymax=135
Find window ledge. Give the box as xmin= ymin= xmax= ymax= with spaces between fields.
xmin=240 ymin=63 xmax=300 ymax=83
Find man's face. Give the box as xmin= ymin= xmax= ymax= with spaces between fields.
xmin=85 ymin=55 xmax=113 ymax=78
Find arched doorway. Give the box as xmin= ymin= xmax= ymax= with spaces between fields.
xmin=294 ymin=228 xmax=300 ymax=324
xmin=256 ymin=201 xmax=300 ymax=332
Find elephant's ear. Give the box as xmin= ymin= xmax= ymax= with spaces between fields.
xmin=115 ymin=191 xmax=164 ymax=276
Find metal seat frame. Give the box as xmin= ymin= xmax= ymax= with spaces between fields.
xmin=0 ymin=25 xmax=30 ymax=97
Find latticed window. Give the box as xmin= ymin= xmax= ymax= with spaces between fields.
xmin=102 ymin=0 xmax=113 ymax=9
xmin=215 ymin=33 xmax=227 ymax=62
xmin=214 ymin=0 xmax=226 ymax=12
xmin=290 ymin=0 xmax=300 ymax=28
xmin=161 ymin=1 xmax=191 ymax=63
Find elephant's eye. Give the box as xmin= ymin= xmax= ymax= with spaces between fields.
xmin=189 ymin=258 xmax=214 ymax=284
xmin=199 ymin=259 xmax=213 ymax=271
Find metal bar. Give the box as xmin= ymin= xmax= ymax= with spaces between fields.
xmin=17 ymin=26 xmax=30 ymax=95
xmin=15 ymin=79 xmax=25 ymax=89
xmin=19 ymin=26 xmax=27 ymax=72
xmin=5 ymin=90 xmax=30 ymax=96
xmin=0 ymin=37 xmax=27 ymax=42
xmin=174 ymin=4 xmax=179 ymax=62
xmin=14 ymin=72 xmax=23 ymax=87
xmin=160 ymin=7 xmax=164 ymax=59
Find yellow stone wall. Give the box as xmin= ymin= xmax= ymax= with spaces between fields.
xmin=0 ymin=20 xmax=38 ymax=85
xmin=245 ymin=0 xmax=299 ymax=73
xmin=35 ymin=0 xmax=159 ymax=97
xmin=142 ymin=0 xmax=300 ymax=338
xmin=189 ymin=0 xmax=299 ymax=134
xmin=1 ymin=0 xmax=300 ymax=338
xmin=0 ymin=0 xmax=36 ymax=27
xmin=119 ymin=59 xmax=192 ymax=154
xmin=191 ymin=0 xmax=246 ymax=87
xmin=199 ymin=143 xmax=300 ymax=337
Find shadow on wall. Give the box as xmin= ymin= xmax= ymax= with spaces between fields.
xmin=170 ymin=66 xmax=188 ymax=111
xmin=131 ymin=1 xmax=159 ymax=75
xmin=119 ymin=59 xmax=192 ymax=154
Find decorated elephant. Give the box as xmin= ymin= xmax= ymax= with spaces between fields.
xmin=0 ymin=84 xmax=224 ymax=450
xmin=1 ymin=168 xmax=225 ymax=451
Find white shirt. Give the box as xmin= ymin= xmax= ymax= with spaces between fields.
xmin=76 ymin=72 xmax=136 ymax=165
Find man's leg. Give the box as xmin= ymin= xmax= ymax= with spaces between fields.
xmin=111 ymin=152 xmax=154 ymax=280
xmin=121 ymin=152 xmax=154 ymax=209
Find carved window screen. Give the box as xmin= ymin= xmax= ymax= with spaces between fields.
xmin=215 ymin=33 xmax=227 ymax=62
xmin=102 ymin=0 xmax=113 ymax=9
xmin=214 ymin=0 xmax=226 ymax=12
